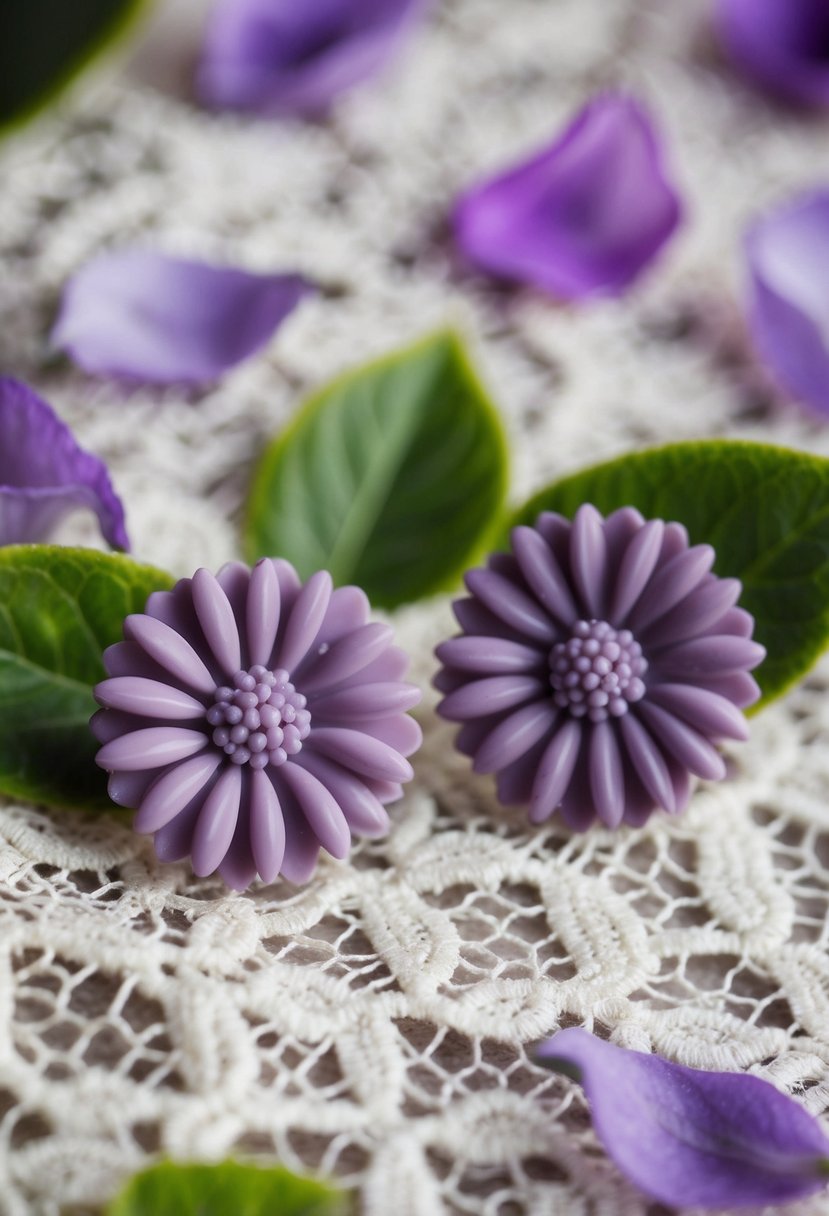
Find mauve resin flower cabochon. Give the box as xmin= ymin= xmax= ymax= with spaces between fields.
xmin=92 ymin=559 xmax=421 ymax=889
xmin=435 ymin=505 xmax=765 ymax=830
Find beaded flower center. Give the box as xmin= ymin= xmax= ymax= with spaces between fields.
xmin=206 ymin=665 xmax=311 ymax=770
xmin=549 ymin=619 xmax=647 ymax=723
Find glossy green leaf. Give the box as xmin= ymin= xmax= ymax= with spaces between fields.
xmin=510 ymin=440 xmax=829 ymax=709
xmin=0 ymin=546 xmax=172 ymax=808
xmin=244 ymin=330 xmax=509 ymax=610
xmin=106 ymin=1161 xmax=349 ymax=1216
xmin=0 ymin=0 xmax=151 ymax=133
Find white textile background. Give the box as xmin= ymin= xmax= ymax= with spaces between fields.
xmin=3 ymin=1 xmax=829 ymax=1212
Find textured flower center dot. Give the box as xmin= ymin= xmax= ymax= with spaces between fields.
xmin=206 ymin=666 xmax=311 ymax=769
xmin=549 ymin=619 xmax=648 ymax=723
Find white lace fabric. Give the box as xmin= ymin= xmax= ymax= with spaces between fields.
xmin=3 ymin=1 xmax=829 ymax=1212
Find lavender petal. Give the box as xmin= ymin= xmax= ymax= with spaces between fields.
xmin=647 ymin=683 xmax=750 ymax=742
xmin=246 ymin=558 xmax=281 ymax=668
xmin=715 ymin=0 xmax=829 ymax=109
xmin=464 ymin=569 xmax=557 ymax=644
xmin=96 ymin=727 xmax=208 ymax=773
xmin=637 ymin=702 xmax=727 ymax=782
xmin=125 ymin=615 xmax=216 ymax=695
xmin=0 ymin=377 xmax=128 ymax=549
xmin=453 ymin=93 xmax=682 ymax=300
xmin=310 ymin=681 xmax=421 ymax=721
xmin=745 ymin=190 xmax=829 ymax=415
xmin=589 ymin=721 xmax=625 ymax=828
xmin=52 ymin=249 xmax=311 ymax=386
xmin=280 ymin=761 xmax=351 ymax=859
xmin=536 ymin=1027 xmax=829 ymax=1208
xmin=197 ymin=0 xmax=428 ymax=118
xmin=608 ymin=519 xmax=665 ymax=624
xmin=619 ymin=712 xmax=677 ymax=814
xmin=435 ymin=635 xmax=543 ymax=675
xmin=94 ymin=676 xmax=206 ymax=721
xmin=191 ymin=568 xmax=242 ymax=678
xmin=249 ymin=767 xmax=286 ymax=883
xmin=511 ymin=525 xmax=578 ymax=625
xmin=309 ymin=727 xmax=414 ymax=783
xmin=135 ymin=753 xmax=222 ymax=833
xmin=529 ymin=718 xmax=582 ymax=824
xmin=298 ymin=622 xmax=395 ymax=692
xmin=191 ymin=765 xmax=242 ymax=877
xmin=472 ymin=702 xmax=558 ymax=775
xmin=438 ymin=675 xmax=547 ymax=722
xmin=298 ymin=752 xmax=389 ymax=836
xmin=275 ymin=569 xmax=332 ymax=674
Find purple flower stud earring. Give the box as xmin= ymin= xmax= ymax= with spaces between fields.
xmin=435 ymin=506 xmax=765 ymax=829
xmin=92 ymin=560 xmax=421 ymax=889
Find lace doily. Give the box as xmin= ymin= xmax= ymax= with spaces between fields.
xmin=3 ymin=1 xmax=829 ymax=1212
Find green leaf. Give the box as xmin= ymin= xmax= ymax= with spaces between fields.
xmin=0 ymin=0 xmax=152 ymax=134
xmin=0 ymin=545 xmax=172 ymax=809
xmin=106 ymin=1161 xmax=349 ymax=1216
xmin=510 ymin=440 xmax=829 ymax=709
xmin=244 ymin=330 xmax=510 ymax=610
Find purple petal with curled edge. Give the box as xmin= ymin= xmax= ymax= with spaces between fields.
xmin=702 ymin=671 xmax=761 ymax=709
xmin=96 ymin=727 xmax=208 ymax=773
xmin=628 ymin=544 xmax=714 ymax=633
xmin=310 ymin=681 xmax=421 ymax=722
xmin=439 ymin=675 xmax=547 ymax=722
xmin=309 ymin=727 xmax=413 ymax=783
xmin=536 ymin=1027 xmax=829 ymax=1209
xmin=94 ymin=676 xmax=206 ymax=720
xmin=191 ymin=765 xmax=242 ymax=876
xmin=715 ymin=0 xmax=829 ymax=109
xmin=608 ymin=519 xmax=664 ymax=625
xmin=435 ymin=636 xmax=543 ymax=676
xmin=191 ymin=567 xmax=242 ymax=677
xmin=279 ymin=761 xmax=351 ymax=859
xmin=656 ymin=635 xmax=766 ymax=678
xmin=530 ymin=717 xmax=582 ymax=824
xmin=249 ymin=767 xmax=285 ymax=883
xmin=619 ymin=711 xmax=677 ymax=814
xmin=0 ymin=377 xmax=128 ymax=549
xmin=298 ymin=751 xmax=389 ymax=836
xmin=647 ymin=683 xmax=750 ymax=742
xmin=124 ymin=615 xmax=216 ymax=695
xmin=637 ymin=702 xmax=727 ymax=782
xmin=745 ymin=190 xmax=829 ymax=415
xmin=196 ymin=0 xmax=428 ymax=118
xmin=135 ymin=752 xmax=222 ymax=834
xmin=473 ymin=702 xmax=558 ymax=775
xmin=644 ymin=577 xmax=741 ymax=649
xmin=297 ymin=622 xmax=395 ymax=693
xmin=464 ymin=568 xmax=557 ymax=645
xmin=453 ymin=93 xmax=682 ymax=300
xmin=275 ymin=569 xmax=332 ymax=674
xmin=51 ymin=249 xmax=312 ymax=386
xmin=589 ymin=721 xmax=625 ymax=828
xmin=570 ymin=503 xmax=608 ymax=618
xmin=246 ymin=558 xmax=281 ymax=668
xmin=511 ymin=525 xmax=578 ymax=625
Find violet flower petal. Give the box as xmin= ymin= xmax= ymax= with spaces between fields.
xmin=715 ymin=0 xmax=829 ymax=108
xmin=746 ymin=190 xmax=829 ymax=416
xmin=197 ymin=0 xmax=427 ymax=117
xmin=51 ymin=249 xmax=312 ymax=386
xmin=452 ymin=93 xmax=683 ymax=300
xmin=536 ymin=1028 xmax=829 ymax=1209
xmin=0 ymin=377 xmax=128 ymax=549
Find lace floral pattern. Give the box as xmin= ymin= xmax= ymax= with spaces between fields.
xmin=3 ymin=0 xmax=829 ymax=1212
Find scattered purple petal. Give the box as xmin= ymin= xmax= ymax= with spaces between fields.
xmin=93 ymin=560 xmax=421 ymax=890
xmin=197 ymin=0 xmax=428 ymax=117
xmin=452 ymin=93 xmax=683 ymax=300
xmin=715 ymin=0 xmax=829 ymax=108
xmin=51 ymin=249 xmax=312 ymax=386
xmin=536 ymin=1028 xmax=829 ymax=1209
xmin=435 ymin=505 xmax=764 ymax=829
xmin=745 ymin=189 xmax=829 ymax=416
xmin=0 ymin=377 xmax=128 ymax=550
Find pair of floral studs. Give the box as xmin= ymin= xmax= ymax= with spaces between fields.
xmin=92 ymin=503 xmax=765 ymax=890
